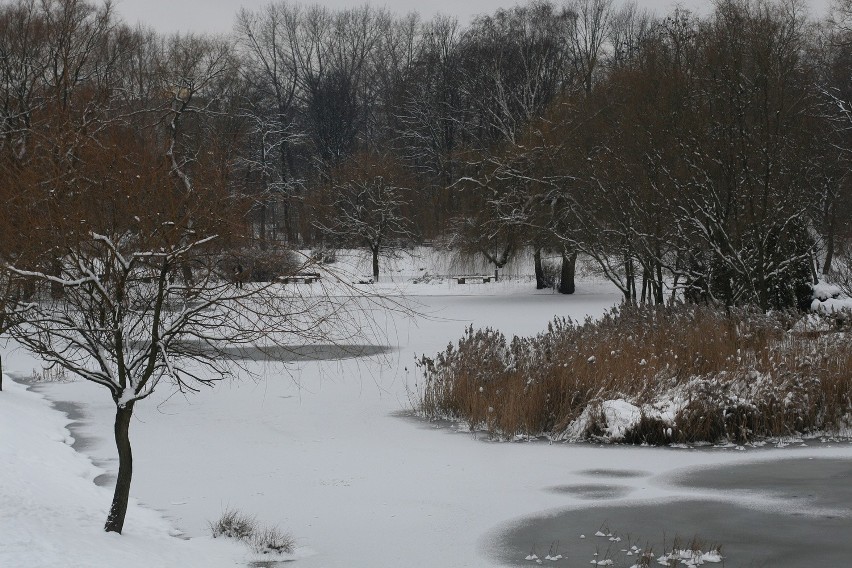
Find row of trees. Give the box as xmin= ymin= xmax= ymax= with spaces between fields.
xmin=6 ymin=0 xmax=849 ymax=299
xmin=463 ymin=0 xmax=852 ymax=309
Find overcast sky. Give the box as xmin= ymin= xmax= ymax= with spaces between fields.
xmin=113 ymin=0 xmax=833 ymax=36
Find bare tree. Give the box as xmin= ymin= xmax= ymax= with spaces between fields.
xmin=235 ymin=2 xmax=304 ymax=243
xmin=315 ymin=151 xmax=416 ymax=282
xmin=569 ymin=0 xmax=614 ymax=95
xmin=0 ymin=4 xmax=372 ymax=535
xmin=2 ymin=101 xmax=369 ymax=533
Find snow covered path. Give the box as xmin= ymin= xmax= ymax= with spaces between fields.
xmin=3 ymin=279 xmax=852 ymax=567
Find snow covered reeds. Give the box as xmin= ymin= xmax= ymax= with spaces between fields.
xmin=417 ymin=305 xmax=852 ymax=444
xmin=209 ymin=508 xmax=294 ymax=555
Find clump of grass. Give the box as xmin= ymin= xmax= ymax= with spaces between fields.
xmin=251 ymin=526 xmax=295 ymax=555
xmin=209 ymin=508 xmax=257 ymax=541
xmin=30 ymin=366 xmax=70 ymax=383
xmin=209 ymin=508 xmax=294 ymax=555
xmin=658 ymin=536 xmax=723 ymax=566
xmin=417 ymin=304 xmax=852 ymax=444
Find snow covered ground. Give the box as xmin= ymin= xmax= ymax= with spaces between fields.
xmin=3 ymin=249 xmax=851 ymax=567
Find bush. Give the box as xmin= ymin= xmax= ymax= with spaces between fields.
xmin=30 ymin=366 xmax=70 ymax=383
xmin=417 ymin=304 xmax=852 ymax=444
xmin=541 ymin=258 xmax=561 ymax=289
xmin=209 ymin=508 xmax=257 ymax=541
xmin=221 ymin=246 xmax=300 ymax=283
xmin=209 ymin=508 xmax=295 ymax=556
xmin=251 ymin=527 xmax=295 ymax=555
xmin=310 ymin=247 xmax=338 ymax=265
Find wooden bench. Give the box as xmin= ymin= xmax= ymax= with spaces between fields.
xmin=456 ymin=275 xmax=492 ymax=284
xmin=278 ymin=272 xmax=322 ymax=284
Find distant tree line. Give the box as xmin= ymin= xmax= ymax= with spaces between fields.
xmin=2 ymin=0 xmax=852 ymax=305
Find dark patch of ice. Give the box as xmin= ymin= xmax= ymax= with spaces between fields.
xmin=666 ymin=458 xmax=852 ymax=513
xmin=488 ymin=458 xmax=852 ymax=567
xmin=545 ymin=484 xmax=631 ymax=500
xmin=216 ymin=343 xmax=392 ymax=362
xmin=127 ymin=341 xmax=393 ymax=362
xmin=93 ymin=473 xmax=116 ymax=487
xmin=577 ymin=468 xmax=650 ymax=478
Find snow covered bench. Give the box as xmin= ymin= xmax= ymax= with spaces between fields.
xmin=278 ymin=272 xmax=321 ymax=284
xmin=456 ymin=275 xmax=492 ymax=284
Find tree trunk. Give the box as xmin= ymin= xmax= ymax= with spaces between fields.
xmin=258 ymin=202 xmax=268 ymax=250
xmin=50 ymin=257 xmax=63 ymax=300
xmin=625 ymin=255 xmax=636 ymax=304
xmin=823 ymin=229 xmax=834 ymax=277
xmin=181 ymin=263 xmax=194 ymax=290
xmin=533 ymin=248 xmax=547 ymax=289
xmin=372 ymin=247 xmax=380 ymax=282
xmin=558 ymin=251 xmax=577 ymax=295
xmin=0 ymin=353 xmax=3 ymax=391
xmin=105 ymin=402 xmax=135 ymax=534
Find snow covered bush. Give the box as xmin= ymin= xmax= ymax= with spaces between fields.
xmin=417 ymin=305 xmax=852 ymax=444
xmin=825 ymin=247 xmax=852 ymax=299
xmin=209 ymin=508 xmax=257 ymax=541
xmin=251 ymin=527 xmax=295 ymax=555
xmin=809 ymin=280 xmax=852 ymax=315
xmin=209 ymin=509 xmax=294 ymax=556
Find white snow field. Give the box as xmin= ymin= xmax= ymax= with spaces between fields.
xmin=2 ymin=249 xmax=851 ymax=568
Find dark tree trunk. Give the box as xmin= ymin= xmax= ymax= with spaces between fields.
xmin=105 ymin=402 xmax=135 ymax=534
xmin=625 ymin=255 xmax=636 ymax=304
xmin=1 ymin=353 xmax=3 ymax=391
xmin=50 ymin=257 xmax=63 ymax=300
xmin=372 ymin=247 xmax=379 ymax=282
xmin=181 ymin=263 xmax=194 ymax=290
xmin=823 ymin=228 xmax=834 ymax=276
xmin=558 ymin=251 xmax=577 ymax=295
xmin=533 ymin=248 xmax=547 ymax=289
xmin=258 ymin=202 xmax=268 ymax=250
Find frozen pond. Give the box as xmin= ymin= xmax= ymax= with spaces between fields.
xmin=5 ymin=278 xmax=852 ymax=568
xmin=489 ymin=458 xmax=852 ymax=567
xmin=126 ymin=341 xmax=394 ymax=362
xmin=196 ymin=343 xmax=393 ymax=361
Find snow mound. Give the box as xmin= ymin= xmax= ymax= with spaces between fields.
xmin=563 ymin=399 xmax=642 ymax=441
xmin=810 ymin=281 xmax=852 ymax=313
xmin=811 ymin=281 xmax=842 ymax=301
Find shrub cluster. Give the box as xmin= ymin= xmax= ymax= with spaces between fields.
xmin=209 ymin=508 xmax=294 ymax=556
xmin=417 ymin=305 xmax=852 ymax=444
xmin=220 ymin=246 xmax=300 ymax=283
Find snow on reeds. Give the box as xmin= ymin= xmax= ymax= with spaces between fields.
xmin=417 ymin=305 xmax=852 ymax=444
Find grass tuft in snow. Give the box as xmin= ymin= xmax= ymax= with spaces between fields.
xmin=417 ymin=304 xmax=852 ymax=444
xmin=209 ymin=508 xmax=257 ymax=541
xmin=250 ymin=526 xmax=295 ymax=555
xmin=30 ymin=365 xmax=71 ymax=383
xmin=209 ymin=508 xmax=294 ymax=556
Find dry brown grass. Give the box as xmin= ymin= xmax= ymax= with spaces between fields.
xmin=417 ymin=305 xmax=852 ymax=444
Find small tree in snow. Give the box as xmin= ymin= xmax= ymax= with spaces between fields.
xmin=1 ymin=108 xmax=354 ymax=534
xmin=316 ymin=151 xmax=416 ymax=282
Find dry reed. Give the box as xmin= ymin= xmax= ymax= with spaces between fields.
xmin=417 ymin=305 xmax=852 ymax=444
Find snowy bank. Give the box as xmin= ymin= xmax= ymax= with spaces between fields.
xmin=0 ymin=375 xmax=261 ymax=568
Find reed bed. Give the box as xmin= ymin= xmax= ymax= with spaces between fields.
xmin=417 ymin=305 xmax=852 ymax=444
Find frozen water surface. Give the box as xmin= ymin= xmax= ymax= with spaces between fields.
xmin=3 ymin=256 xmax=851 ymax=568
xmin=488 ymin=458 xmax=852 ymax=567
